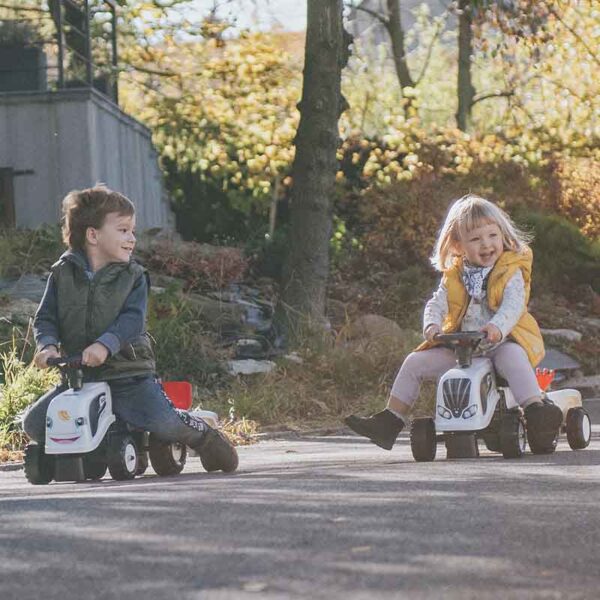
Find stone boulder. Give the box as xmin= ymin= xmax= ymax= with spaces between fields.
xmin=336 ymin=314 xmax=407 ymax=356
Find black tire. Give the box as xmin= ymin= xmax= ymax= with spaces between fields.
xmin=83 ymin=454 xmax=107 ymax=480
xmin=199 ymin=429 xmax=239 ymax=473
xmin=410 ymin=418 xmax=437 ymax=462
xmin=148 ymin=434 xmax=187 ymax=476
xmin=23 ymin=443 xmax=55 ymax=485
xmin=500 ymin=412 xmax=527 ymax=459
xmin=566 ymin=407 xmax=591 ymax=450
xmin=445 ymin=434 xmax=479 ymax=459
xmin=107 ymin=434 xmax=138 ymax=481
xmin=136 ymin=451 xmax=149 ymax=476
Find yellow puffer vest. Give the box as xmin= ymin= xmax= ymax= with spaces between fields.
xmin=416 ymin=248 xmax=545 ymax=366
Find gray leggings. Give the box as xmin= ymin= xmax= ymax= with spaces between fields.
xmin=390 ymin=342 xmax=541 ymax=407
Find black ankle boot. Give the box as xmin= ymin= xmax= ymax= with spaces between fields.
xmin=525 ymin=399 xmax=563 ymax=454
xmin=344 ymin=409 xmax=405 ymax=450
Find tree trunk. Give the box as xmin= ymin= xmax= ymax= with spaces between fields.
xmin=280 ymin=0 xmax=352 ymax=329
xmin=456 ymin=0 xmax=475 ymax=131
xmin=386 ymin=0 xmax=414 ymax=90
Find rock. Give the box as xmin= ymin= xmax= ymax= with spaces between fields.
xmin=187 ymin=293 xmax=245 ymax=334
xmin=0 ymin=297 xmax=39 ymax=326
xmin=283 ymin=352 xmax=304 ymax=364
xmin=541 ymin=328 xmax=583 ymax=343
xmin=227 ymin=359 xmax=276 ymax=375
xmin=234 ymin=338 xmax=266 ymax=359
xmin=0 ymin=274 xmax=48 ymax=303
xmin=336 ymin=313 xmax=406 ymax=355
xmin=581 ymin=317 xmax=600 ymax=332
xmin=537 ymin=348 xmax=581 ymax=381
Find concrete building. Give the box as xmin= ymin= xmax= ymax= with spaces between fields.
xmin=0 ymin=88 xmax=172 ymax=231
xmin=0 ymin=0 xmax=173 ymax=231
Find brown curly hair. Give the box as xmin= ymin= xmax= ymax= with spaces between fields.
xmin=61 ymin=185 xmax=135 ymax=251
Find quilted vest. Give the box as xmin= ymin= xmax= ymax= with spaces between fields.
xmin=417 ymin=248 xmax=545 ymax=366
xmin=52 ymin=253 xmax=155 ymax=380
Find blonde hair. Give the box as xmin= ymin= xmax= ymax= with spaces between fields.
xmin=430 ymin=194 xmax=532 ymax=271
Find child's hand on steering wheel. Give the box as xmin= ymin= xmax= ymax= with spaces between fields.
xmin=34 ymin=345 xmax=60 ymax=369
xmin=480 ymin=323 xmax=502 ymax=343
xmin=82 ymin=342 xmax=110 ymax=367
xmin=424 ymin=324 xmax=441 ymax=342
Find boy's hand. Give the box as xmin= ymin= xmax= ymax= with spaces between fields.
xmin=481 ymin=323 xmax=502 ymax=343
xmin=82 ymin=342 xmax=110 ymax=367
xmin=424 ymin=324 xmax=442 ymax=342
xmin=34 ymin=345 xmax=60 ymax=369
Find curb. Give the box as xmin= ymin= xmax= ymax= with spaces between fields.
xmin=0 ymin=462 xmax=23 ymax=472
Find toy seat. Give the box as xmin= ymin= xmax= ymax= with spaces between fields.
xmin=162 ymin=381 xmax=193 ymax=410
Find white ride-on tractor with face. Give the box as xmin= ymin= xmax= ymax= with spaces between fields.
xmin=24 ymin=355 xmax=220 ymax=484
xmin=410 ymin=332 xmax=592 ymax=461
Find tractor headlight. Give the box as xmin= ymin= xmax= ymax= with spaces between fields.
xmin=462 ymin=404 xmax=478 ymax=419
xmin=46 ymin=416 xmax=53 ymax=429
xmin=75 ymin=417 xmax=86 ymax=427
xmin=437 ymin=405 xmax=452 ymax=419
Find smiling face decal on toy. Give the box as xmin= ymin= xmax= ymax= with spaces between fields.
xmin=47 ymin=407 xmax=82 ymax=444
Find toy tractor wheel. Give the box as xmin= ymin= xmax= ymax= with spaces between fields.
xmin=566 ymin=407 xmax=591 ymax=450
xmin=410 ymin=418 xmax=437 ymax=462
xmin=500 ymin=412 xmax=527 ymax=459
xmin=136 ymin=451 xmax=149 ymax=476
xmin=83 ymin=454 xmax=107 ymax=481
xmin=107 ymin=434 xmax=138 ymax=481
xmin=23 ymin=443 xmax=55 ymax=485
xmin=199 ymin=430 xmax=239 ymax=473
xmin=148 ymin=434 xmax=187 ymax=476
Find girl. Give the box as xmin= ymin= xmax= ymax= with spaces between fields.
xmin=344 ymin=194 xmax=562 ymax=452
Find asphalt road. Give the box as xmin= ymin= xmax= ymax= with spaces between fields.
xmin=1 ymin=433 xmax=599 ymax=600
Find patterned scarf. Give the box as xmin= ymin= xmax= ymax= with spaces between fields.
xmin=462 ymin=261 xmax=493 ymax=300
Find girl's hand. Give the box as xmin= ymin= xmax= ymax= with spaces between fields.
xmin=82 ymin=342 xmax=110 ymax=367
xmin=480 ymin=323 xmax=502 ymax=343
xmin=34 ymin=345 xmax=60 ymax=369
xmin=425 ymin=324 xmax=442 ymax=342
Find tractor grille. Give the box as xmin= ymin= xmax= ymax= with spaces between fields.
xmin=442 ymin=378 xmax=471 ymax=418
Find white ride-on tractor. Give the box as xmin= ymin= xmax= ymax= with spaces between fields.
xmin=410 ymin=332 xmax=592 ymax=461
xmin=24 ymin=355 xmax=221 ymax=484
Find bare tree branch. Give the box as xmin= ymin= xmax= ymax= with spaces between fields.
xmin=346 ymin=2 xmax=389 ymax=27
xmin=414 ymin=20 xmax=443 ymax=85
xmin=470 ymin=90 xmax=514 ymax=106
xmin=547 ymin=4 xmax=600 ymax=68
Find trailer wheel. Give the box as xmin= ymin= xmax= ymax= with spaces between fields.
xmin=107 ymin=434 xmax=138 ymax=481
xmin=24 ymin=443 xmax=55 ymax=485
xmin=410 ymin=418 xmax=437 ymax=462
xmin=566 ymin=407 xmax=591 ymax=450
xmin=500 ymin=412 xmax=527 ymax=459
xmin=148 ymin=434 xmax=186 ymax=476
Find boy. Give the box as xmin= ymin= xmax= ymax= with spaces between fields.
xmin=23 ymin=185 xmax=238 ymax=473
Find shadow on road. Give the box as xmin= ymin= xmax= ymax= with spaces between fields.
xmin=1 ymin=439 xmax=599 ymax=599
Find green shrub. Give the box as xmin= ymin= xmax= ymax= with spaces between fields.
xmin=0 ymin=348 xmax=59 ymax=451
xmin=518 ymin=212 xmax=600 ymax=294
xmin=0 ymin=226 xmax=63 ymax=278
xmin=148 ymin=288 xmax=226 ymax=388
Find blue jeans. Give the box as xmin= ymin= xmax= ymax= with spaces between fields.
xmin=23 ymin=375 xmax=209 ymax=449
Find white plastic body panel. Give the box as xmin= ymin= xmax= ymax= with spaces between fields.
xmin=434 ymin=358 xmax=502 ymax=432
xmin=45 ymin=383 xmax=116 ymax=455
xmin=546 ymin=388 xmax=583 ymax=424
